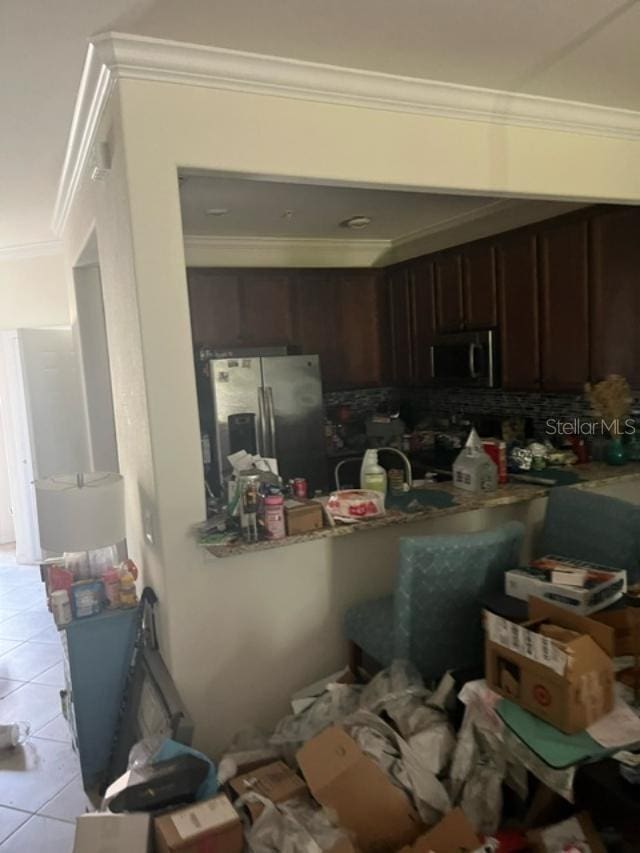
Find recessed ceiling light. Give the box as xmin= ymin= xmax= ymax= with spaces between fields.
xmin=206 ymin=207 xmax=230 ymax=216
xmin=340 ymin=216 xmax=372 ymax=230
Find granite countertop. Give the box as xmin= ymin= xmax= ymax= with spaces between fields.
xmin=202 ymin=463 xmax=640 ymax=558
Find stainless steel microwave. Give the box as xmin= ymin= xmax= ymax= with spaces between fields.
xmin=429 ymin=330 xmax=497 ymax=387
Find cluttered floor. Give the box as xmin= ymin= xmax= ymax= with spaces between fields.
xmin=0 ymin=547 xmax=90 ymax=851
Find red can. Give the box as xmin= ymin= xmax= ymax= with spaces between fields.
xmin=293 ymin=478 xmax=308 ymax=499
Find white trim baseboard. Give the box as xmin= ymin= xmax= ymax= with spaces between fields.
xmin=52 ymin=31 xmax=640 ymax=238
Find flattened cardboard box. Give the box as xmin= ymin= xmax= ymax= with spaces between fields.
xmin=73 ymin=813 xmax=150 ymax=853
xmin=485 ymin=597 xmax=614 ymax=734
xmin=527 ymin=811 xmax=605 ymax=853
xmin=154 ymin=794 xmax=243 ymax=853
xmin=229 ymin=759 xmax=307 ymax=821
xmin=297 ymin=725 xmax=423 ymax=853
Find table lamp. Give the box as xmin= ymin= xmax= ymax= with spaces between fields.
xmin=34 ymin=472 xmax=125 ymax=575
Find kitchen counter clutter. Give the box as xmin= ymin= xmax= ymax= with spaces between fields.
xmin=200 ymin=463 xmax=640 ymax=558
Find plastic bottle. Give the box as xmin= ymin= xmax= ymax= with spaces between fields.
xmin=360 ymin=449 xmax=387 ymax=496
xmin=120 ymin=570 xmax=138 ymax=609
xmin=102 ymin=568 xmax=121 ymax=608
xmin=264 ymin=494 xmax=286 ymax=540
xmin=50 ymin=590 xmax=72 ymax=627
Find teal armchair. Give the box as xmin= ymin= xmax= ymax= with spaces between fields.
xmin=344 ymin=522 xmax=524 ymax=683
xmin=537 ymin=487 xmax=640 ymax=583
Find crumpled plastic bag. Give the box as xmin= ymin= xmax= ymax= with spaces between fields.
xmin=271 ymin=683 xmax=362 ymax=760
xmin=343 ymin=710 xmax=451 ymax=828
xmin=218 ymin=727 xmax=280 ymax=785
xmin=448 ymin=680 xmax=526 ymax=836
xmin=245 ymin=794 xmax=350 ymax=853
xmin=359 ymin=659 xmax=426 ymax=714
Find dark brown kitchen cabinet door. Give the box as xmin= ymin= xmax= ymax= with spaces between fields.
xmin=497 ymin=232 xmax=540 ymax=390
xmin=238 ymin=271 xmax=295 ymax=347
xmin=186 ymin=269 xmax=242 ymax=347
xmin=334 ymin=270 xmax=386 ymax=388
xmin=410 ymin=258 xmax=436 ymax=385
xmin=590 ymin=207 xmax=640 ymax=386
xmin=293 ymin=271 xmax=342 ymax=388
xmin=386 ymin=265 xmax=414 ymax=386
xmin=463 ymin=244 xmax=497 ymax=329
xmin=434 ymin=252 xmax=464 ymax=332
xmin=539 ymin=219 xmax=589 ymax=391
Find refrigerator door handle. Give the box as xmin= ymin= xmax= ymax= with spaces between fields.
xmin=257 ymin=387 xmax=268 ymax=456
xmin=266 ymin=386 xmax=277 ymax=457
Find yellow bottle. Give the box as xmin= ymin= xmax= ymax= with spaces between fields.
xmin=119 ymin=570 xmax=138 ymax=609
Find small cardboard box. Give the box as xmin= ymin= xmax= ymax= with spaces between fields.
xmin=229 ymin=760 xmax=308 ymax=821
xmin=485 ymin=597 xmax=615 ymax=733
xmin=73 ymin=813 xmax=150 ymax=853
xmin=505 ymin=556 xmax=626 ymax=615
xmin=297 ymin=726 xmax=423 ymax=852
xmin=527 ymin=811 xmax=606 ymax=853
xmin=284 ymin=499 xmax=324 ymax=536
xmin=398 ymin=809 xmax=482 ymax=853
xmin=154 ymin=794 xmax=243 ymax=853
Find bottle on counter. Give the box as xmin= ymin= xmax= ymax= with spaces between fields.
xmin=360 ymin=449 xmax=388 ymax=496
xmin=264 ymin=494 xmax=286 ymax=540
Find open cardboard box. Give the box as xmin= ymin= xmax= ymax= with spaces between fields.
xmin=485 ymin=597 xmax=615 ymax=733
xmin=229 ymin=759 xmax=308 ymax=822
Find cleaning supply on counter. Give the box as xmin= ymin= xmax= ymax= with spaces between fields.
xmin=50 ymin=589 xmax=72 ymax=627
xmin=360 ymin=449 xmax=387 ymax=496
xmin=453 ymin=428 xmax=498 ymax=492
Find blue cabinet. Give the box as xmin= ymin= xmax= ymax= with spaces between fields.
xmin=61 ymin=608 xmax=137 ymax=789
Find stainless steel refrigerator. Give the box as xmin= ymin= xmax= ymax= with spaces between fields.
xmin=208 ymin=354 xmax=327 ymax=494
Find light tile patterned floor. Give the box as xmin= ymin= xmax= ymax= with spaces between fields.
xmin=0 ymin=548 xmax=90 ymax=851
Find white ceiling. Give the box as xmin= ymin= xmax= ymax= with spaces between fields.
xmin=3 ymin=0 xmax=640 ymax=252
xmin=180 ymin=175 xmax=502 ymax=241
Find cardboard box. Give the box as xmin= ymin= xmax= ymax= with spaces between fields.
xmin=593 ymin=606 xmax=640 ymax=656
xmin=284 ymin=499 xmax=324 ymax=536
xmin=154 ymin=794 xmax=243 ymax=853
xmin=398 ymin=809 xmax=482 ymax=853
xmin=73 ymin=813 xmax=151 ymax=853
xmin=485 ymin=597 xmax=615 ymax=733
xmin=505 ymin=556 xmax=626 ymax=615
xmin=229 ymin=760 xmax=308 ymax=821
xmin=527 ymin=811 xmax=605 ymax=853
xmin=297 ymin=726 xmax=423 ymax=852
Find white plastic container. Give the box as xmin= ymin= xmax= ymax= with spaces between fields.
xmin=360 ymin=449 xmax=388 ymax=496
xmin=51 ymin=589 xmax=72 ymax=627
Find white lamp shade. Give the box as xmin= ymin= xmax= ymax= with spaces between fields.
xmin=35 ymin=472 xmax=125 ymax=553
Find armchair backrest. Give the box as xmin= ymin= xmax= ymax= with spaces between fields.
xmin=393 ymin=521 xmax=524 ymax=683
xmin=537 ymin=487 xmax=640 ymax=582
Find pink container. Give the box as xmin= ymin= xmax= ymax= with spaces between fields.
xmin=264 ymin=494 xmax=286 ymax=540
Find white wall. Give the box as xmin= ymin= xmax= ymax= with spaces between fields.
xmin=62 ymin=74 xmax=640 ymax=755
xmin=0 ymin=253 xmax=70 ymax=329
xmin=73 ymin=265 xmax=118 ymax=473
xmin=0 ymin=415 xmax=14 ymax=544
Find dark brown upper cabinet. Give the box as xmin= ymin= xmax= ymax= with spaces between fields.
xmin=589 ymin=206 xmax=640 ymax=387
xmin=294 ymin=269 xmax=386 ymax=390
xmin=539 ymin=219 xmax=589 ymax=392
xmin=239 ymin=271 xmax=294 ymax=347
xmin=434 ymin=253 xmax=464 ymax=333
xmin=386 ymin=264 xmax=414 ymax=386
xmin=497 ymin=232 xmax=540 ymax=390
xmin=409 ymin=257 xmax=437 ymax=385
xmin=463 ymin=244 xmax=498 ymax=330
xmin=187 ymin=269 xmax=242 ymax=348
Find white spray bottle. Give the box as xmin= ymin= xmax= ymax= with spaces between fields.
xmin=360 ymin=449 xmax=387 ymax=496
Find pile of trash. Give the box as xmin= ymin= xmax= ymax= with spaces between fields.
xmin=72 ymin=660 xmax=604 ymax=852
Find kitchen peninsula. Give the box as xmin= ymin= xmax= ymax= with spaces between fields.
xmin=202 ymin=463 xmax=640 ymax=557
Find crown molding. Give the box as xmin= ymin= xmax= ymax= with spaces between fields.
xmin=183 ymin=234 xmax=390 ymax=267
xmin=0 ymin=240 xmax=64 ymax=262
xmin=53 ymin=31 xmax=640 ymax=238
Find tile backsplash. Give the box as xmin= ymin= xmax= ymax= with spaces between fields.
xmin=324 ymin=385 xmax=640 ymax=435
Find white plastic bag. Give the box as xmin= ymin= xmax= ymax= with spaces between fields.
xmin=246 ymin=794 xmax=349 ymax=853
